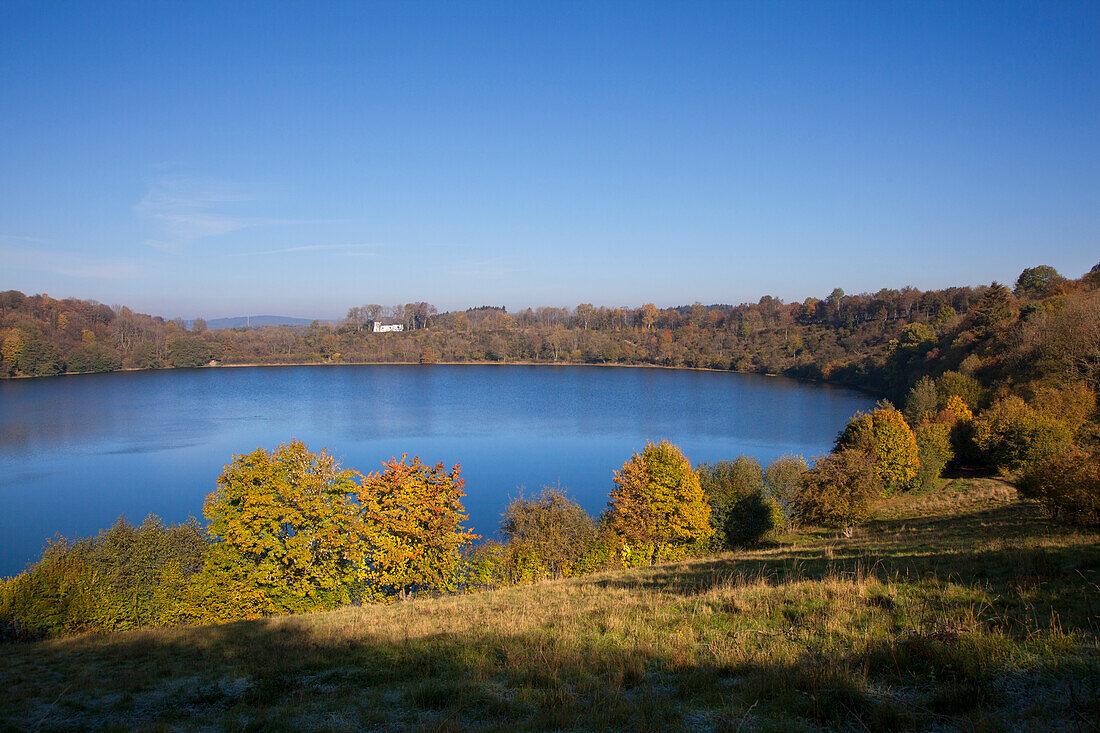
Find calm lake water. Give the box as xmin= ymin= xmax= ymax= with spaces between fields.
xmin=0 ymin=365 xmax=874 ymax=576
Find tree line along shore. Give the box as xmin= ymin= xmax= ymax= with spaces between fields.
xmin=3 ymin=263 xmax=1097 ymax=405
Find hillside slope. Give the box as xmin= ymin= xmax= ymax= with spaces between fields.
xmin=3 ymin=480 xmax=1097 ymax=732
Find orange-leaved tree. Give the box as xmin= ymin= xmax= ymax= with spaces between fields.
xmin=357 ymin=456 xmax=479 ymax=602
xmin=606 ymin=441 xmax=713 ymax=566
xmin=200 ymin=441 xmax=367 ymax=618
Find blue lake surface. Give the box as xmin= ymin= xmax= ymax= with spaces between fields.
xmin=0 ymin=365 xmax=874 ymax=576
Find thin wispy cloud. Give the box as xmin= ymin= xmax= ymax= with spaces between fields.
xmin=135 ymin=175 xmax=360 ymax=252
xmin=227 ymin=244 xmax=382 ymax=257
xmin=0 ymin=234 xmax=46 ymax=244
xmin=135 ymin=176 xmax=254 ymax=252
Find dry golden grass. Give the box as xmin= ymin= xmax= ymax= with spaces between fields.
xmin=2 ymin=478 xmax=1098 ymax=731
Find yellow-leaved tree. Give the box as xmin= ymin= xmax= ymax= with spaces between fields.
xmin=606 ymin=441 xmax=713 ymax=566
xmin=973 ymin=395 xmax=1072 ymax=472
xmin=199 ymin=441 xmax=368 ymax=618
xmin=945 ymin=395 xmax=973 ymax=422
xmin=1 ymin=330 xmax=24 ymax=373
xmin=836 ymin=404 xmax=919 ymax=494
xmin=357 ymin=456 xmax=479 ymax=602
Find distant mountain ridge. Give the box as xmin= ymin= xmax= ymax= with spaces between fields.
xmin=194 ymin=315 xmax=326 ymax=330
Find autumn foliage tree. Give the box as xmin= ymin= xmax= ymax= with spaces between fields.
xmin=201 ymin=442 xmax=367 ymax=616
xmin=357 ymin=456 xmax=478 ymax=601
xmin=606 ymin=441 xmax=713 ymax=565
xmin=791 ymin=449 xmax=880 ymax=531
xmin=835 ymin=404 xmax=919 ymax=493
xmin=973 ymin=395 xmax=1072 ymax=473
xmin=945 ymin=395 xmax=973 ymax=422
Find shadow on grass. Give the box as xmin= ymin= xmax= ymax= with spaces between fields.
xmin=8 ymin=610 xmax=1098 ymax=732
xmin=866 ymin=504 xmax=1052 ymax=540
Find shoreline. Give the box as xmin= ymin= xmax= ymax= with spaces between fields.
xmin=3 ymin=359 xmax=882 ymax=396
xmin=214 ymin=359 xmax=742 ymax=373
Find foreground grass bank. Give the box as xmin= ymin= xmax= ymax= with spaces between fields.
xmin=3 ymin=480 xmax=1097 ymax=732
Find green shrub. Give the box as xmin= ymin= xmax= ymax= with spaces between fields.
xmin=501 ymin=487 xmax=596 ymax=579
xmin=698 ymin=456 xmax=777 ymax=547
xmin=0 ymin=515 xmax=206 ymax=639
xmin=792 ymin=450 xmax=881 ymax=530
xmin=724 ymin=491 xmax=782 ymax=547
xmin=915 ymin=421 xmax=953 ymax=491
xmin=459 ymin=542 xmax=509 ymax=591
xmin=904 ymin=376 xmax=939 ymax=425
xmin=763 ymin=454 xmax=808 ymax=529
xmin=0 ymin=539 xmax=94 ymax=640
xmin=572 ymin=529 xmax=619 ymax=575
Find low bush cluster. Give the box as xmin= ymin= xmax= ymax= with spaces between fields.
xmin=1 ymin=440 xmax=718 ymax=637
xmin=0 ymin=516 xmax=204 ymax=639
xmin=697 ymin=455 xmax=806 ymax=548
xmin=500 ymin=488 xmax=597 ymax=581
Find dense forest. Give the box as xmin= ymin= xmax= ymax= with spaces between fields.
xmin=3 ymin=263 xmax=1098 ymax=405
xmin=2 ymin=263 xmax=1099 ymax=639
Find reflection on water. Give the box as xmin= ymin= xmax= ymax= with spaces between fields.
xmin=0 ymin=365 xmax=873 ymax=576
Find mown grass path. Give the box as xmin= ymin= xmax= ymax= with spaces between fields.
xmin=3 ymin=479 xmax=1098 ymax=731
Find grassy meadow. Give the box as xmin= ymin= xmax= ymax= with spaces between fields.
xmin=3 ymin=478 xmax=1097 ymax=732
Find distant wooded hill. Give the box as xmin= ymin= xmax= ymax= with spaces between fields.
xmin=190 ymin=316 xmax=325 ymax=330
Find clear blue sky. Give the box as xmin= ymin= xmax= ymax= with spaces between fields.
xmin=2 ymin=1 xmax=1097 ymax=319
